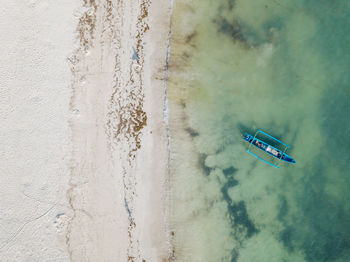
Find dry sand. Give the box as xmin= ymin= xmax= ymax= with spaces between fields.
xmin=0 ymin=0 xmax=172 ymax=261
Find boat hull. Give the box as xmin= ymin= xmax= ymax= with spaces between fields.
xmin=243 ymin=133 xmax=296 ymax=164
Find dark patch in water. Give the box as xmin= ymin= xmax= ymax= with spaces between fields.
xmin=221 ymin=165 xmax=258 ymax=247
xmin=230 ymin=252 xmax=239 ymax=262
xmin=223 ymin=166 xmax=237 ymax=176
xmin=221 ymin=172 xmax=238 ymax=199
xmin=220 ymin=166 xmax=258 ymax=241
xmin=185 ymin=31 xmax=197 ymax=44
xmin=216 ymin=143 xmax=257 ymax=261
xmin=198 ymin=154 xmax=213 ymax=176
xmin=230 ymin=201 xmax=258 ymax=238
xmin=213 ymin=17 xmax=246 ymax=44
xmin=180 ymin=100 xmax=186 ymax=109
xmin=226 ymin=0 xmax=236 ymax=11
xmin=237 ymin=123 xmax=256 ymax=136
xmin=185 ymin=127 xmax=199 ymax=137
xmin=213 ymin=2 xmax=284 ymax=48
xmin=182 ymin=52 xmax=190 ymax=58
xmin=280 ymin=227 xmax=294 ymax=252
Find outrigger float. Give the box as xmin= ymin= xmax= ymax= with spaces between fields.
xmin=243 ymin=129 xmax=296 ymax=168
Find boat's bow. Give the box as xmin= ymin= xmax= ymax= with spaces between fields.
xmin=282 ymin=154 xmax=296 ymax=163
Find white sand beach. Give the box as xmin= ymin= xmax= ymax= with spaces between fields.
xmin=0 ymin=0 xmax=172 ymax=261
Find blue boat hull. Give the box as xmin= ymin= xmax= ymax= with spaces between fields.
xmin=243 ymin=133 xmax=296 ymax=164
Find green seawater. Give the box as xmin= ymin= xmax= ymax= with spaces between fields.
xmin=167 ymin=0 xmax=350 ymax=261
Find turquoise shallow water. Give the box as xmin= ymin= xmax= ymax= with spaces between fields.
xmin=168 ymin=0 xmax=350 ymax=261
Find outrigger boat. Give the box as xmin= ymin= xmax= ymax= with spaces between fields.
xmin=242 ymin=129 xmax=296 ymax=168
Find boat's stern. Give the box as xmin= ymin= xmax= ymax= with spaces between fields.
xmin=243 ymin=133 xmax=253 ymax=143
